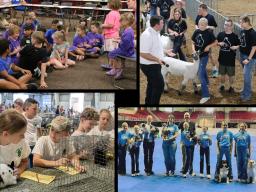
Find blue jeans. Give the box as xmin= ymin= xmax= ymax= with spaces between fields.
xmin=199 ymin=55 xmax=210 ymax=97
xmin=240 ymin=53 xmax=256 ymax=100
xmin=236 ymin=146 xmax=249 ymax=180
xmin=162 ymin=141 xmax=177 ymax=173
xmin=215 ymin=146 xmax=233 ymax=178
xmin=118 ymin=145 xmax=127 ymax=174
xmin=183 ymin=145 xmax=194 ymax=174
xmin=150 ymin=6 xmax=157 ymax=17
xmin=129 ymin=146 xmax=140 ymax=174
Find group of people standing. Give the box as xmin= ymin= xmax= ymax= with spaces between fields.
xmin=118 ymin=112 xmax=252 ymax=183
xmin=140 ymin=0 xmax=256 ymax=104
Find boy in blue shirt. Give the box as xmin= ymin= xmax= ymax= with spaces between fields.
xmin=142 ymin=115 xmax=159 ymax=176
xmin=214 ymin=121 xmax=234 ymax=182
xmin=118 ymin=122 xmax=132 ymax=175
xmin=198 ymin=126 xmax=212 ymax=179
xmin=234 ymin=122 xmax=251 ymax=183
xmin=182 ymin=122 xmax=197 ymax=177
xmin=162 ymin=114 xmax=179 ymax=176
xmin=128 ymin=125 xmax=143 ymax=176
xmin=45 ymin=20 xmax=59 ymax=49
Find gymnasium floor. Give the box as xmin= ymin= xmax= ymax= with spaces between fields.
xmin=118 ymin=128 xmax=256 ymax=192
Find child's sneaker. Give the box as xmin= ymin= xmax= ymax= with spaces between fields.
xmin=190 ymin=172 xmax=196 ymax=176
xmin=199 ymin=173 xmax=204 ymax=178
xmin=106 ymin=68 xmax=117 ymax=76
xmin=101 ymin=64 xmax=112 ymax=70
xmin=207 ymin=174 xmax=211 ymax=179
xmin=165 ymin=172 xmax=169 ymax=176
xmin=131 ymin=174 xmax=135 ymax=177
xmin=183 ymin=174 xmax=187 ymax=178
xmin=114 ymin=69 xmax=123 ymax=80
xmin=135 ymin=172 xmax=140 ymax=176
xmin=200 ymin=97 xmax=210 ymax=104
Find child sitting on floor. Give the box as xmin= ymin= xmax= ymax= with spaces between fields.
xmin=20 ymin=24 xmax=33 ymax=47
xmin=21 ymin=17 xmax=35 ymax=37
xmin=86 ymin=22 xmax=104 ymax=57
xmin=107 ymin=12 xmax=135 ymax=80
xmin=0 ymin=109 xmax=30 ymax=178
xmin=69 ymin=25 xmax=89 ymax=61
xmin=28 ymin=11 xmax=40 ymax=30
xmin=33 ymin=116 xmax=86 ymax=172
xmin=45 ymin=20 xmax=59 ymax=51
xmin=8 ymin=25 xmax=21 ymax=65
xmin=0 ymin=39 xmax=33 ymax=89
xmin=2 ymin=18 xmax=19 ymax=40
xmin=50 ymin=31 xmax=75 ymax=69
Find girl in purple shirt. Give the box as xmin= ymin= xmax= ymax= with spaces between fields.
xmin=8 ymin=25 xmax=21 ymax=65
xmin=107 ymin=13 xmax=135 ymax=80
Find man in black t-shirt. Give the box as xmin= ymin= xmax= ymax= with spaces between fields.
xmin=157 ymin=0 xmax=174 ymax=35
xmin=217 ymin=19 xmax=240 ymax=93
xmin=239 ymin=16 xmax=256 ymax=102
xmin=195 ymin=4 xmax=218 ymax=78
xmin=147 ymin=0 xmax=159 ymax=17
xmin=178 ymin=112 xmax=196 ymax=175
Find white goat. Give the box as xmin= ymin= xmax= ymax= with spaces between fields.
xmin=161 ymin=52 xmax=200 ymax=95
xmin=161 ymin=34 xmax=173 ymax=51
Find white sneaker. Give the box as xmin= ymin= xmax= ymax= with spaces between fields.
xmin=207 ymin=174 xmax=211 ymax=179
xmin=183 ymin=174 xmax=187 ymax=178
xmin=131 ymin=174 xmax=135 ymax=177
xmin=135 ymin=172 xmax=140 ymax=176
xmin=199 ymin=173 xmax=204 ymax=178
xmin=200 ymin=97 xmax=210 ymax=104
xmin=190 ymin=172 xmax=196 ymax=176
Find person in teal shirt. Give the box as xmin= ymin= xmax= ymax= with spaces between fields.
xmin=234 ymin=122 xmax=251 ymax=183
xmin=118 ymin=122 xmax=133 ymax=175
xmin=162 ymin=114 xmax=179 ymax=176
xmin=198 ymin=126 xmax=212 ymax=179
xmin=215 ymin=121 xmax=234 ymax=182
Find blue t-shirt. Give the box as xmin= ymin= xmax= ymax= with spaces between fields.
xmin=0 ymin=56 xmax=14 ymax=77
xmin=143 ymin=124 xmax=157 ymax=142
xmin=199 ymin=132 xmax=212 ymax=148
xmin=217 ymin=130 xmax=233 ymax=147
xmin=118 ymin=130 xmax=132 ymax=146
xmin=45 ymin=29 xmax=57 ymax=45
xmin=130 ymin=133 xmax=143 ymax=148
xmin=162 ymin=124 xmax=178 ymax=143
xmin=234 ymin=131 xmax=250 ymax=148
xmin=181 ymin=129 xmax=194 ymax=146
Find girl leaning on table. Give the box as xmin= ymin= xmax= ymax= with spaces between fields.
xmin=0 ymin=109 xmax=30 ymax=178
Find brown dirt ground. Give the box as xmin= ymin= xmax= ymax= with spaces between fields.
xmin=140 ymin=16 xmax=256 ymax=104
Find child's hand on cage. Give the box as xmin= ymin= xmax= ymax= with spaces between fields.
xmin=55 ymin=158 xmax=70 ymax=166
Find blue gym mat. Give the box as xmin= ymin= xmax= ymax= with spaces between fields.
xmin=118 ymin=134 xmax=256 ymax=192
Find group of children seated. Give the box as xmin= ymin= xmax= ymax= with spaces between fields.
xmin=0 ymin=0 xmax=136 ymax=89
xmin=0 ymin=105 xmax=114 ymax=180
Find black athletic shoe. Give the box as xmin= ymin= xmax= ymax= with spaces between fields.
xmin=27 ymin=83 xmax=38 ymax=90
xmin=219 ymin=85 xmax=225 ymax=92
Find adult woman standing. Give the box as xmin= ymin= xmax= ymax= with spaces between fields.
xmin=162 ymin=114 xmax=179 ymax=176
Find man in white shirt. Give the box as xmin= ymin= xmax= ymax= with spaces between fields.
xmin=23 ymin=98 xmax=40 ymax=168
xmin=140 ymin=15 xmax=175 ymax=104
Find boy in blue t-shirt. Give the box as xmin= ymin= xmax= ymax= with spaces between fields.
xmin=45 ymin=20 xmax=59 ymax=49
xmin=182 ymin=122 xmax=197 ymax=177
xmin=0 ymin=39 xmax=32 ymax=89
xmin=128 ymin=125 xmax=143 ymax=176
xmin=118 ymin=122 xmax=133 ymax=175
xmin=234 ymin=123 xmax=251 ymax=183
xmin=198 ymin=126 xmax=212 ymax=179
xmin=162 ymin=114 xmax=179 ymax=176
xmin=214 ymin=121 xmax=234 ymax=182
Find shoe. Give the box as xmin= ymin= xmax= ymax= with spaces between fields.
xmin=211 ymin=69 xmax=218 ymax=78
xmin=27 ymin=83 xmax=38 ymax=90
xmin=106 ymin=68 xmax=117 ymax=76
xmin=34 ymin=67 xmax=41 ymax=78
xmin=114 ymin=69 xmax=124 ymax=80
xmin=169 ymin=171 xmax=174 ymax=176
xmin=165 ymin=172 xmax=169 ymax=176
xmin=219 ymin=85 xmax=225 ymax=92
xmin=135 ymin=172 xmax=140 ymax=176
xmin=207 ymin=174 xmax=211 ymax=179
xmin=199 ymin=173 xmax=204 ymax=178
xmin=150 ymin=171 xmax=154 ymax=175
xmin=131 ymin=174 xmax=136 ymax=177
xmin=146 ymin=172 xmax=151 ymax=176
xmin=101 ymin=63 xmax=112 ymax=70
xmin=183 ymin=174 xmax=187 ymax=178
xmin=200 ymin=97 xmax=210 ymax=104
xmin=240 ymin=179 xmax=246 ymax=183
xmin=237 ymin=179 xmax=241 ymax=182
xmin=229 ymin=178 xmax=233 ymax=182
xmin=190 ymin=172 xmax=196 ymax=176
xmin=228 ymin=87 xmax=235 ymax=93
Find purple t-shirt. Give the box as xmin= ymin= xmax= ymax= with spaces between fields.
xmin=119 ymin=27 xmax=135 ymax=56
xmin=8 ymin=37 xmax=20 ymax=64
xmin=0 ymin=56 xmax=14 ymax=77
xmin=86 ymin=32 xmax=104 ymax=48
xmin=73 ymin=34 xmax=88 ymax=49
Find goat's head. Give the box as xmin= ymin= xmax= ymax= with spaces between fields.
xmin=192 ymin=51 xmax=201 ymax=61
